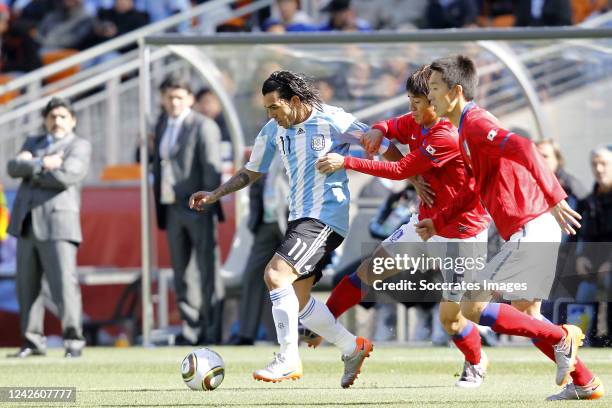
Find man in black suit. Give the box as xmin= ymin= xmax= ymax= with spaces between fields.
xmin=514 ymin=0 xmax=573 ymax=26
xmin=6 ymin=97 xmax=91 ymax=358
xmin=229 ymin=158 xmax=284 ymax=345
xmin=152 ymin=74 xmax=224 ymax=345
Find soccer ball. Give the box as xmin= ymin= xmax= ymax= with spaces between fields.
xmin=181 ymin=348 xmax=225 ymax=391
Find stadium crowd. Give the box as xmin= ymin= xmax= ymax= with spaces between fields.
xmin=0 ymin=0 xmax=611 ymax=74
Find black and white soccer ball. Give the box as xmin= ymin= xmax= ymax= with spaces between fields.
xmin=181 ymin=348 xmax=225 ymax=391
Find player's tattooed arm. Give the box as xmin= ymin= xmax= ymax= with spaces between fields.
xmin=189 ymin=167 xmax=262 ymax=211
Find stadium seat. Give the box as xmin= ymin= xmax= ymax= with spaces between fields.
xmin=0 ymin=74 xmax=19 ymax=104
xmin=41 ymin=49 xmax=80 ymax=84
xmin=100 ymin=164 xmax=141 ymax=181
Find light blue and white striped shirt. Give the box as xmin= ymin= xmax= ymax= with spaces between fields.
xmin=245 ymin=104 xmax=388 ymax=237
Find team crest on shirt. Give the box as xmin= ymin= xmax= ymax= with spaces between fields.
xmin=311 ymin=134 xmax=325 ymax=151
xmin=487 ymin=129 xmax=498 ymax=141
xmin=425 ymin=145 xmax=436 ymax=155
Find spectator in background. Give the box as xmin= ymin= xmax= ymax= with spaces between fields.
xmin=319 ymin=0 xmax=371 ymax=31
xmin=6 ymin=97 xmax=91 ymax=359
xmin=314 ymin=77 xmax=336 ymax=103
xmin=263 ymin=0 xmax=316 ymax=32
xmin=574 ymin=146 xmax=612 ymax=343
xmin=1 ymin=5 xmax=42 ymax=73
xmin=514 ymin=0 xmax=572 ymax=26
xmin=86 ymin=0 xmax=149 ymax=51
xmin=12 ymin=0 xmax=58 ymax=23
xmin=193 ymin=87 xmax=232 ymax=161
xmin=425 ymin=0 xmax=479 ymax=28
xmin=228 ymin=156 xmax=283 ymax=345
xmin=193 ymin=87 xmax=230 ymax=143
xmin=83 ymin=0 xmax=112 ymax=15
xmin=478 ymin=0 xmax=516 ymax=27
xmin=134 ymin=0 xmax=190 ymax=32
xmin=37 ymin=0 xmax=94 ymax=51
xmin=351 ymin=0 xmax=428 ymax=30
xmin=150 ymin=74 xmax=224 ymax=345
xmin=536 ymin=139 xmax=587 ymax=210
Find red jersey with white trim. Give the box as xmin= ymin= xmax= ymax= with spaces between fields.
xmin=344 ymin=112 xmax=489 ymax=239
xmin=432 ymin=103 xmax=566 ymax=241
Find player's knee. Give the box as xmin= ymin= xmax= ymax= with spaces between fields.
xmin=460 ymin=302 xmax=485 ymax=323
xmin=264 ymin=267 xmax=290 ymax=290
xmin=439 ymin=304 xmax=462 ymax=335
xmin=357 ymin=259 xmax=372 ymax=285
xmin=440 ymin=315 xmax=461 ymax=335
xmin=512 ymin=301 xmax=540 ymax=317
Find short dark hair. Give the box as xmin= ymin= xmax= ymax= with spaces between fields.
xmin=42 ymin=97 xmax=75 ymax=118
xmin=195 ymin=87 xmax=212 ymax=102
xmin=262 ymin=70 xmax=323 ymax=111
xmin=430 ymin=55 xmax=478 ymax=101
xmin=405 ymin=65 xmax=431 ymax=97
xmin=159 ymin=73 xmax=193 ymax=94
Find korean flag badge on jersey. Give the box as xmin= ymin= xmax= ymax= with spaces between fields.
xmin=311 ymin=134 xmax=325 ymax=151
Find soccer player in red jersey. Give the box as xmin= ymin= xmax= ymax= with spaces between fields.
xmin=416 ymin=55 xmax=604 ymax=401
xmin=315 ymin=65 xmax=491 ymax=387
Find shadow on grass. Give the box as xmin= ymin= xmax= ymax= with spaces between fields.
xmin=96 ymin=402 xmax=519 ymax=408
xmin=86 ymin=385 xmax=449 ymax=392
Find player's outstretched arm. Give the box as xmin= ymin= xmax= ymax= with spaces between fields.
xmin=550 ymin=199 xmax=582 ymax=235
xmin=189 ymin=167 xmax=262 ymax=211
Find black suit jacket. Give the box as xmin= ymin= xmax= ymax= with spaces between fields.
xmin=514 ymin=0 xmax=572 ymax=26
xmin=247 ymin=176 xmax=265 ymax=233
xmin=152 ymin=110 xmax=224 ymax=230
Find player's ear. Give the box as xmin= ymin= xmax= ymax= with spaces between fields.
xmin=452 ymin=84 xmax=463 ymax=100
xmin=289 ymin=95 xmax=301 ymax=107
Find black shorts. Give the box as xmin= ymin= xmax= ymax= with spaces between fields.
xmin=276 ymin=218 xmax=344 ymax=283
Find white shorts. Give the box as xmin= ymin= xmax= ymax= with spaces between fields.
xmin=381 ymin=214 xmax=488 ymax=302
xmin=476 ymin=212 xmax=561 ymax=301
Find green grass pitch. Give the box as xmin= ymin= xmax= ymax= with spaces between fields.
xmin=0 ymin=346 xmax=610 ymax=407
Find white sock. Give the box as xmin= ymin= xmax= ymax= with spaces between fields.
xmin=299 ymin=296 xmax=357 ymax=356
xmin=270 ymin=285 xmax=300 ymax=359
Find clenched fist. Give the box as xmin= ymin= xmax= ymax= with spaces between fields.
xmin=189 ymin=191 xmax=218 ymax=211
xmin=315 ymin=153 xmax=345 ymax=174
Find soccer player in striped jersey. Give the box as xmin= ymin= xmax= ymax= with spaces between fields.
xmin=315 ymin=65 xmax=491 ymax=388
xmin=416 ymin=55 xmax=604 ymax=401
xmin=190 ymin=71 xmax=396 ymax=387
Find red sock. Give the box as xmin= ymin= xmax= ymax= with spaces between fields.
xmin=479 ymin=303 xmax=565 ymax=344
xmin=326 ymin=274 xmax=363 ymax=318
xmin=452 ymin=321 xmax=482 ymax=365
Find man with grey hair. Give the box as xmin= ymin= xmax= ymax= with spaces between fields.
xmin=574 ymin=145 xmax=612 ymax=347
xmin=6 ymin=97 xmax=91 ymax=358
